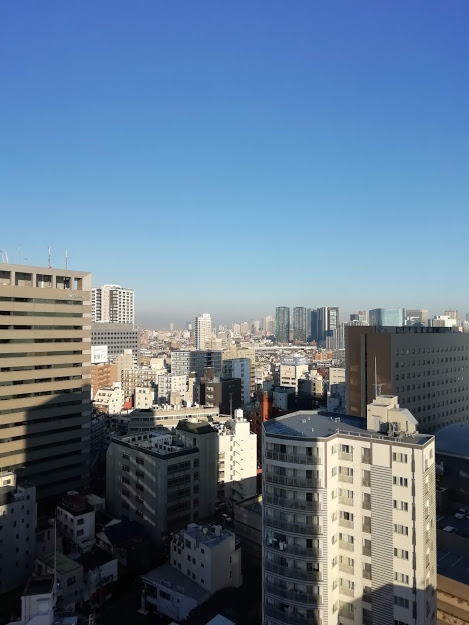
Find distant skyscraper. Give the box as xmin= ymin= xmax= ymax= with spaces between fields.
xmin=350 ymin=310 xmax=368 ymax=324
xmin=369 ymin=307 xmax=404 ymax=326
xmin=445 ymin=310 xmax=459 ymax=322
xmin=92 ymin=284 xmax=134 ymax=326
xmin=309 ymin=308 xmax=318 ymax=342
xmin=275 ymin=307 xmax=290 ymax=343
xmin=194 ymin=313 xmax=212 ymax=349
xmin=406 ymin=309 xmax=429 ymax=326
xmin=292 ymin=307 xmax=307 ymax=343
xmin=316 ymin=306 xmax=339 ymax=346
xmin=262 ymin=315 xmax=274 ymax=335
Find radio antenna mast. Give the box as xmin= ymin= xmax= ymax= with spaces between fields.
xmin=65 ymin=250 xmax=68 ymax=270
xmin=48 ymin=246 xmax=51 ymax=268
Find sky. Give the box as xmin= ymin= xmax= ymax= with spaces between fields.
xmin=1 ymin=1 xmax=469 ymax=328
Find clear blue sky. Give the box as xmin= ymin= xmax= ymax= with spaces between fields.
xmin=1 ymin=1 xmax=468 ymax=327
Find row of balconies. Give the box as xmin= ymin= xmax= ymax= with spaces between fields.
xmin=265 ymin=561 xmax=322 ymax=582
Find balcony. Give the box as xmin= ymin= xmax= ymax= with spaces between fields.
xmin=338 ymin=496 xmax=353 ymax=507
xmin=265 ymin=561 xmax=322 ymax=581
xmin=339 ymin=518 xmax=354 ymax=529
xmin=362 ymin=478 xmax=371 ymax=487
xmin=264 ymin=583 xmax=322 ymax=606
xmin=339 ymin=586 xmax=354 ymax=598
xmin=362 ymin=500 xmax=371 ymax=510
xmin=361 ymin=453 xmax=371 ymax=464
xmin=265 ymin=540 xmax=322 ymax=559
xmin=363 ymin=568 xmax=372 ymax=580
xmin=362 ymin=545 xmax=371 ymax=557
xmin=266 ymin=450 xmax=322 ymax=465
xmin=338 ymin=541 xmax=354 ymax=552
xmin=338 ymin=451 xmax=353 ymax=461
xmin=338 ymin=474 xmax=353 ymax=484
xmin=362 ymin=523 xmax=371 ymax=534
xmin=264 ymin=605 xmax=321 ymax=625
xmin=338 ymin=606 xmax=354 ymax=619
xmin=339 ymin=563 xmax=354 ymax=575
xmin=265 ymin=517 xmax=322 ymax=535
xmin=264 ymin=495 xmax=321 ymax=512
xmin=265 ymin=474 xmax=322 ymax=489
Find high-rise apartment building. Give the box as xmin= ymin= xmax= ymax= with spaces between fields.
xmin=171 ymin=350 xmax=222 ymax=379
xmin=275 ymin=307 xmax=290 ymax=343
xmin=194 ymin=313 xmax=212 ymax=350
xmin=369 ymin=308 xmax=405 ymax=326
xmin=444 ymin=310 xmax=459 ymax=322
xmin=292 ymin=307 xmax=307 ymax=343
xmin=92 ymin=284 xmax=134 ymax=325
xmin=315 ymin=306 xmax=339 ymax=346
xmin=262 ymin=397 xmax=436 ymax=625
xmin=262 ymin=316 xmax=274 ymax=335
xmin=0 ymin=263 xmax=92 ymax=498
xmin=346 ymin=325 xmax=469 ymax=433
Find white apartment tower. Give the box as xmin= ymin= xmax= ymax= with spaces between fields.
xmin=92 ymin=284 xmax=134 ymax=325
xmin=262 ymin=396 xmax=436 ymax=625
xmin=194 ymin=313 xmax=212 ymax=350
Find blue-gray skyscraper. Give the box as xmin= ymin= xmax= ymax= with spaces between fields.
xmin=275 ymin=307 xmax=290 ymax=343
xmin=292 ymin=307 xmax=307 ymax=343
xmin=369 ymin=308 xmax=405 ymax=326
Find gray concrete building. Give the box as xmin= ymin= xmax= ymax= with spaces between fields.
xmin=346 ymin=325 xmax=469 ymax=433
xmin=91 ymin=322 xmax=140 ymax=364
xmin=0 ymin=263 xmax=92 ymax=498
xmin=106 ymin=422 xmax=217 ymax=546
xmin=171 ymin=350 xmax=222 ymax=379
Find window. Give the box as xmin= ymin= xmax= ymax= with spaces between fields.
xmin=122 ymin=464 xmax=130 ymax=472
xmin=136 ymin=470 xmax=144 ymax=479
xmin=394 ymin=572 xmax=409 ymax=585
xmin=136 ymin=483 xmax=144 ymax=492
xmin=122 ymin=453 xmax=129 ymax=460
xmin=77 ymin=518 xmax=84 ymax=526
xmin=136 ymin=496 xmax=144 ymax=505
xmin=66 ymin=576 xmax=76 ymax=587
xmin=160 ymin=590 xmax=171 ymax=601
xmin=393 ymin=476 xmax=408 ymax=487
xmin=394 ymin=596 xmax=410 ymax=609
xmin=394 ymin=524 xmax=409 ymax=536
xmin=136 ymin=457 xmax=144 ymax=466
xmin=77 ymin=529 xmax=84 ymax=537
xmin=122 ymin=476 xmax=130 ymax=485
xmin=393 ymin=500 xmax=408 ymax=511
xmin=394 ymin=548 xmax=409 ymax=560
xmin=136 ymin=510 xmax=144 ymax=518
xmin=393 ymin=453 xmax=408 ymax=463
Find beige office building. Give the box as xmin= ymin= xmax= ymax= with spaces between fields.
xmin=0 ymin=263 xmax=92 ymax=498
xmin=263 ymin=396 xmax=436 ymax=625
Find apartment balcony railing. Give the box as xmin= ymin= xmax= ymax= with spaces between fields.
xmin=265 ymin=561 xmax=322 ymax=582
xmin=266 ymin=450 xmax=322 ymax=465
xmin=265 ymin=517 xmax=322 ymax=535
xmin=362 ymin=546 xmax=371 ymax=557
xmin=362 ymin=500 xmax=371 ymax=510
xmin=338 ymin=474 xmax=353 ymax=484
xmin=361 ymin=453 xmax=371 ymax=464
xmin=362 ymin=478 xmax=371 ymax=487
xmin=264 ymin=495 xmax=321 ymax=512
xmin=338 ymin=563 xmax=354 ymax=575
xmin=264 ymin=605 xmax=321 ymax=625
xmin=265 ymin=474 xmax=322 ymax=489
xmin=338 ymin=606 xmax=354 ymax=619
xmin=265 ymin=540 xmax=322 ymax=559
xmin=338 ymin=452 xmax=353 ymax=461
xmin=362 ymin=524 xmax=372 ymax=534
xmin=339 ymin=586 xmax=354 ymax=598
xmin=338 ymin=518 xmax=354 ymax=529
xmin=264 ymin=583 xmax=322 ymax=606
xmin=363 ymin=569 xmax=372 ymax=580
xmin=338 ymin=496 xmax=354 ymax=507
xmin=338 ymin=541 xmax=354 ymax=552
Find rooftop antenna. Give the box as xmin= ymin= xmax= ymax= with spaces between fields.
xmin=48 ymin=246 xmax=51 ymax=269
xmin=65 ymin=250 xmax=68 ymax=270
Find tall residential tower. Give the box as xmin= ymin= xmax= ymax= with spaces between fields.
xmin=92 ymin=284 xmax=134 ymax=325
xmin=194 ymin=313 xmax=212 ymax=350
xmin=275 ymin=307 xmax=290 ymax=343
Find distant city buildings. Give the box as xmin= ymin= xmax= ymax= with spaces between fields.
xmin=194 ymin=313 xmax=212 ymax=350
xmin=275 ymin=307 xmax=290 ymax=343
xmin=292 ymin=307 xmax=307 ymax=343
xmin=91 ymin=322 xmax=140 ymax=364
xmin=406 ymin=308 xmax=429 ymax=326
xmin=171 ymin=349 xmax=222 ymax=379
xmin=369 ymin=307 xmax=405 ymax=326
xmin=92 ymin=284 xmax=134 ymax=325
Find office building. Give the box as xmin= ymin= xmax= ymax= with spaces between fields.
xmin=56 ymin=493 xmax=95 ymax=547
xmin=275 ymin=307 xmax=290 ymax=343
xmin=171 ymin=350 xmax=222 ymax=379
xmin=0 ymin=263 xmax=92 ymax=498
xmin=262 ymin=315 xmax=274 ymax=335
xmin=406 ymin=309 xmax=429 ymax=326
xmin=106 ymin=422 xmax=217 ymax=546
xmin=217 ymin=410 xmax=257 ymax=502
xmin=121 ymin=367 xmax=158 ymax=397
xmin=369 ymin=308 xmax=405 ymax=326
xmin=222 ymin=358 xmax=251 ymax=405
xmin=316 ymin=306 xmax=339 ymax=346
xmin=262 ymin=396 xmax=436 ymax=625
xmin=91 ymin=362 xmax=118 ymax=397
xmin=91 ymin=322 xmax=139 ymax=364
xmin=128 ymin=405 xmax=222 ymax=432
xmin=223 ymin=345 xmax=256 ymax=393
xmin=346 ymin=325 xmax=469 ymax=433
xmin=198 ymin=374 xmax=242 ymax=415
xmin=157 ymin=373 xmax=193 ymax=405
xmin=195 ymin=313 xmax=212 ymax=350
xmin=444 ymin=310 xmax=459 ymax=322
xmin=350 ymin=311 xmax=368 ymax=324
xmin=431 ymin=315 xmax=457 ymax=328
xmin=292 ymin=307 xmax=307 ymax=343
xmin=92 ymin=284 xmax=134 ymax=325
xmin=278 ymin=362 xmax=309 ymax=391
xmin=142 ymin=523 xmax=242 ymax=621
xmin=0 ymin=472 xmax=36 ymax=594
xmin=93 ymin=383 xmax=124 ymax=414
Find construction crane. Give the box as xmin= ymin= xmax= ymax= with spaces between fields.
xmin=0 ymin=250 xmax=9 ymax=263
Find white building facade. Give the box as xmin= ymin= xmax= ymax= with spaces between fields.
xmin=92 ymin=284 xmax=135 ymax=325
xmin=195 ymin=313 xmax=212 ymax=350
xmin=262 ymin=397 xmax=437 ymax=625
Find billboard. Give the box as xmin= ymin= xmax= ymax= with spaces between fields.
xmin=91 ymin=345 xmax=108 ymax=364
xmin=280 ymin=357 xmax=308 ymax=366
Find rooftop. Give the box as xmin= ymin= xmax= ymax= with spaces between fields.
xmin=176 ymin=523 xmax=233 ymax=548
xmin=264 ymin=409 xmax=432 ymax=445
xmin=38 ymin=552 xmax=82 ymax=575
xmin=435 ymin=422 xmax=469 ymax=457
xmin=438 ymin=548 xmax=469 ymax=585
xmin=177 ymin=420 xmax=217 ymax=435
xmin=23 ymin=575 xmax=54 ymax=596
xmin=142 ymin=563 xmax=209 ymax=601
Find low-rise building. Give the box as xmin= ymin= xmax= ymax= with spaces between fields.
xmin=56 ymin=493 xmax=95 ymax=547
xmin=35 ymin=552 xmax=83 ymax=611
xmin=91 ymin=362 xmax=118 ymax=398
xmin=80 ymin=548 xmax=118 ymax=605
xmin=134 ymin=386 xmax=156 ymax=409
xmin=128 ymin=405 xmax=222 ymax=432
xmin=0 ymin=472 xmax=36 ymax=594
xmin=222 ymin=358 xmax=251 ymax=405
xmin=233 ymin=495 xmax=262 ymax=569
xmin=7 ymin=575 xmax=78 ymax=625
xmin=94 ymin=383 xmax=124 ymax=415
xmin=142 ymin=523 xmax=242 ymax=621
xmin=122 ymin=367 xmax=159 ymax=397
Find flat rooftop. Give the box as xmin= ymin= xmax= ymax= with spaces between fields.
xmin=264 ymin=410 xmax=432 ymax=445
xmin=438 ymin=548 xmax=469 ymax=585
xmin=176 ymin=523 xmax=232 ymax=548
xmin=39 ymin=552 xmax=82 ymax=575
xmin=23 ymin=575 xmax=54 ymax=596
xmin=142 ymin=563 xmax=209 ymax=601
